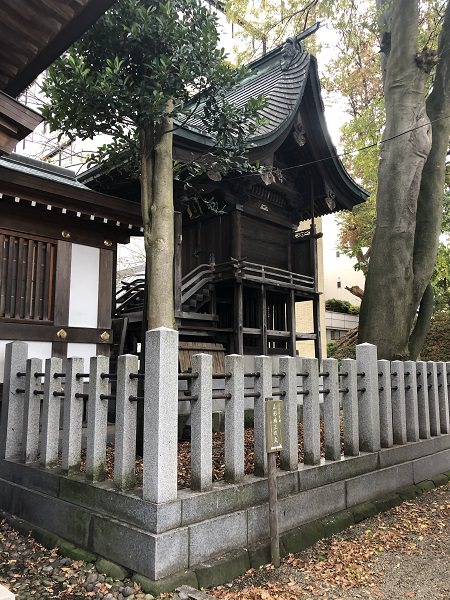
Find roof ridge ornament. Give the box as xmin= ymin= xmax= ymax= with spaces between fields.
xmin=281 ymin=37 xmax=303 ymax=71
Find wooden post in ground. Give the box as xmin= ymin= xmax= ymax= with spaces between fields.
xmin=265 ymin=397 xmax=283 ymax=568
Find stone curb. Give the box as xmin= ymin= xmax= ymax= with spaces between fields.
xmin=1 ymin=473 xmax=449 ymax=594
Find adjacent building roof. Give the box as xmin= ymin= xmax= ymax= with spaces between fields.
xmin=0 ymin=153 xmax=141 ymax=231
xmin=1 ymin=0 xmax=117 ymax=98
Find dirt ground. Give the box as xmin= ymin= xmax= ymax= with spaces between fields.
xmin=211 ymin=482 xmax=450 ymax=600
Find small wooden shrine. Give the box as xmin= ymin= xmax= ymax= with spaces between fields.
xmin=84 ymin=35 xmax=368 ymax=360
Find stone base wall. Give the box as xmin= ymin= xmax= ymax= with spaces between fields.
xmin=0 ymin=434 xmax=449 ymax=582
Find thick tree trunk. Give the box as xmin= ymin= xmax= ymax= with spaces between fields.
xmin=358 ymin=0 xmax=449 ymax=359
xmin=139 ymin=99 xmax=175 ymax=330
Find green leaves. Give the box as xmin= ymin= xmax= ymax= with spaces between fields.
xmin=42 ymin=0 xmax=264 ymax=175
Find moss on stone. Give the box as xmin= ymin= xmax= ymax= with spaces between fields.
xmin=57 ymin=540 xmax=96 ymax=563
xmin=195 ymin=550 xmax=250 ymax=589
xmin=373 ymin=495 xmax=402 ymax=513
xmin=96 ymin=557 xmax=129 ymax=580
xmin=416 ymin=480 xmax=435 ymax=494
xmin=321 ymin=510 xmax=354 ymax=538
xmin=398 ymin=485 xmax=420 ymax=501
xmin=281 ymin=521 xmax=325 ymax=555
xmin=248 ymin=543 xmax=271 ymax=569
xmin=431 ymin=473 xmax=449 ymax=487
xmin=350 ymin=502 xmax=378 ymax=523
xmin=32 ymin=527 xmax=60 ymax=550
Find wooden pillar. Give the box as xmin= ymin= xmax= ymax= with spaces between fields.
xmin=52 ymin=241 xmax=71 ymax=358
xmin=174 ymin=211 xmax=182 ymax=314
xmin=310 ymin=223 xmax=322 ymax=360
xmin=231 ymin=207 xmax=242 ymax=260
xmin=234 ymin=281 xmax=244 ymax=354
xmin=287 ymin=289 xmax=296 ymax=357
xmin=261 ymin=284 xmax=268 ymax=355
xmin=97 ymin=248 xmax=113 ymax=356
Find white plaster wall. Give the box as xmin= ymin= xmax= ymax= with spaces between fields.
xmin=67 ymin=343 xmax=98 ymax=365
xmin=68 ymin=244 xmax=100 ymax=328
xmin=0 ymin=341 xmax=52 ymax=384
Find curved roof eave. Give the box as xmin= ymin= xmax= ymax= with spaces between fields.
xmin=304 ymin=58 xmax=369 ymax=205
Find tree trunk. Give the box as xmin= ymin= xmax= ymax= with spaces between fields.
xmin=358 ymin=0 xmax=450 ymax=359
xmin=139 ymin=99 xmax=175 ymax=331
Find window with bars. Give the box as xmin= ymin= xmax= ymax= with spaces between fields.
xmin=0 ymin=231 xmax=57 ymax=322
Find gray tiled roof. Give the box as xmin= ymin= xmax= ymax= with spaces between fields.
xmin=178 ymin=38 xmax=310 ymax=147
xmin=0 ymin=153 xmax=88 ymax=189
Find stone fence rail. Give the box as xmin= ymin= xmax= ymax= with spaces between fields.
xmin=1 ymin=328 xmax=449 ymax=503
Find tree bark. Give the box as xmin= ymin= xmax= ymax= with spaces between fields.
xmin=358 ymin=0 xmax=437 ymax=359
xmin=139 ymin=99 xmax=175 ymax=331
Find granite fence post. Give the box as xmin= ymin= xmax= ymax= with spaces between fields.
xmin=143 ymin=328 xmax=179 ymax=503
xmin=62 ymin=357 xmax=84 ymax=474
xmin=416 ymin=361 xmax=431 ymax=439
xmin=436 ymin=362 xmax=449 ymax=434
xmin=224 ymin=354 xmax=245 ymax=483
xmin=254 ymin=355 xmax=272 ymax=477
xmin=427 ymin=362 xmax=441 ymax=436
xmin=279 ymin=356 xmax=298 ymax=471
xmin=86 ymin=355 xmax=110 ymax=482
xmin=114 ymin=354 xmax=138 ymax=490
xmin=341 ymin=358 xmax=359 ymax=456
xmin=377 ymin=359 xmax=393 ymax=448
xmin=356 ymin=343 xmax=380 ymax=452
xmin=22 ymin=358 xmax=42 ymax=464
xmin=404 ymin=361 xmax=419 ymax=442
xmin=191 ymin=353 xmax=213 ymax=492
xmin=0 ymin=341 xmax=28 ymax=460
xmin=391 ymin=361 xmax=407 ymax=445
xmin=40 ymin=357 xmax=63 ymax=468
xmin=322 ymin=358 xmax=340 ymax=461
xmin=302 ymin=358 xmax=320 ymax=466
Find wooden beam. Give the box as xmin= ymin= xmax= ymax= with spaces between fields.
xmin=0 ymin=322 xmax=112 ymax=343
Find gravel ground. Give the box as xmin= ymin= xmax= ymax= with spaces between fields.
xmin=0 ymin=482 xmax=448 ymax=599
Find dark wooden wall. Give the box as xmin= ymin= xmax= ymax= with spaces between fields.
xmin=182 ymin=214 xmax=231 ymax=274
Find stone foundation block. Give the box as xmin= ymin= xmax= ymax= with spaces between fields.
xmin=431 ymin=473 xmax=449 ymax=487
xmin=188 ymin=510 xmax=247 ymax=565
xmin=32 ymin=526 xmax=60 ymax=550
xmin=416 ymin=480 xmax=435 ymax=494
xmin=57 ymin=540 xmax=96 ymax=563
xmin=398 ymin=485 xmax=420 ymax=501
xmin=281 ymin=521 xmax=325 ymax=555
xmin=194 ymin=549 xmax=250 ymax=589
xmin=350 ymin=502 xmax=378 ymax=523
xmin=248 ymin=543 xmax=272 ymax=569
xmin=132 ymin=570 xmax=198 ymax=595
xmin=96 ymin=557 xmax=129 ymax=580
xmin=413 ymin=448 xmax=450 ymax=483
xmin=346 ymin=462 xmax=413 ymax=506
xmin=321 ymin=510 xmax=354 ymax=538
xmin=372 ymin=495 xmax=401 ymax=513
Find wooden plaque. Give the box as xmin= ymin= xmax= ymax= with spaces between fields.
xmin=265 ymin=398 xmax=283 ymax=453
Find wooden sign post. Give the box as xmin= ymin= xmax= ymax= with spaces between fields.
xmin=265 ymin=397 xmax=283 ymax=568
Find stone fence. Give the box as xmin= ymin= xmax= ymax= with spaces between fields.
xmin=0 ymin=327 xmax=449 ymax=586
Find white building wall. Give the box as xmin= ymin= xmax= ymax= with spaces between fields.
xmin=321 ymin=214 xmax=365 ymax=305
xmin=68 ymin=244 xmax=100 ymax=328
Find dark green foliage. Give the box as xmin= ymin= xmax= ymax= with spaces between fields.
xmin=41 ymin=0 xmax=265 ymax=175
xmin=420 ymin=312 xmax=450 ymax=361
xmin=325 ymin=298 xmax=360 ymax=314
